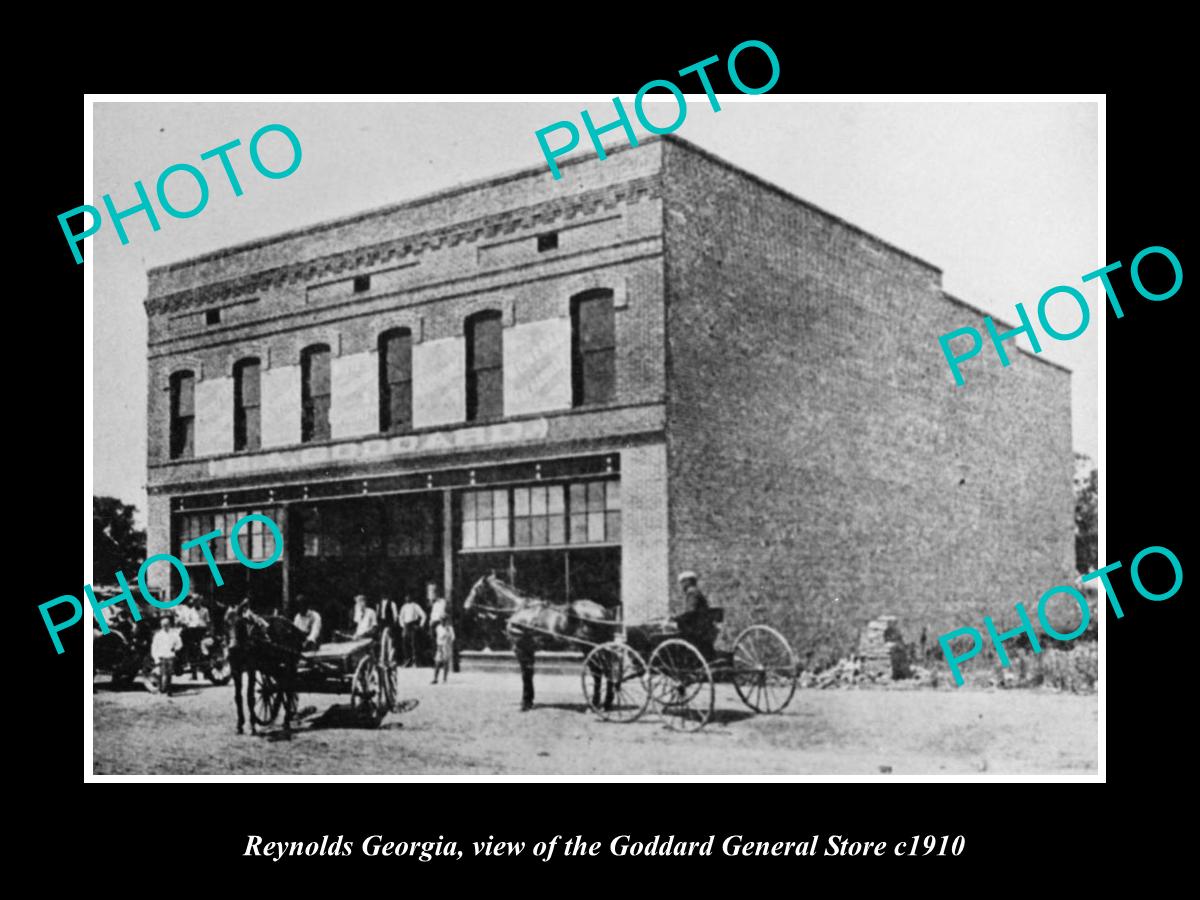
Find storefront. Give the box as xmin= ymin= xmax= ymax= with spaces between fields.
xmin=170 ymin=453 xmax=622 ymax=648
xmin=454 ymin=476 xmax=621 ymax=649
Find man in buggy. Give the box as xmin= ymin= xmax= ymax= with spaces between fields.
xmin=673 ymin=570 xmax=722 ymax=661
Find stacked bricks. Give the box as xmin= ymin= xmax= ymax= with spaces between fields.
xmin=855 ymin=616 xmax=911 ymax=680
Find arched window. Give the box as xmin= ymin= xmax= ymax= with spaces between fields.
xmin=169 ymin=370 xmax=195 ymax=460
xmin=571 ymin=289 xmax=615 ymax=406
xmin=233 ymin=357 xmax=261 ymax=452
xmin=378 ymin=328 xmax=413 ymax=433
xmin=465 ymin=310 xmax=504 ymax=422
xmin=301 ymin=344 xmax=331 ymax=443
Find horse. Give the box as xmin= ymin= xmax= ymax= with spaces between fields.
xmin=462 ymin=574 xmax=617 ymax=711
xmin=225 ymin=604 xmax=305 ymax=736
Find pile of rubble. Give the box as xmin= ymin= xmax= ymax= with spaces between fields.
xmin=806 ymin=616 xmax=936 ymax=689
xmin=800 ymin=613 xmax=1097 ymax=692
xmin=856 ymin=615 xmax=911 ymax=680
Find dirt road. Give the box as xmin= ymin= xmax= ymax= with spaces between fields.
xmin=92 ymin=668 xmax=1097 ymax=775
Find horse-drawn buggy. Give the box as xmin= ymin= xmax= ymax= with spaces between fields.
xmin=464 ymin=574 xmax=799 ymax=731
xmin=584 ymin=614 xmax=799 ymax=731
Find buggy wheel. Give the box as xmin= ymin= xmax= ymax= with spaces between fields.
xmin=251 ymin=670 xmax=280 ymax=725
xmin=648 ymin=639 xmax=714 ymax=732
xmin=351 ymin=657 xmax=387 ymax=723
xmin=581 ymin=642 xmax=650 ymax=723
xmin=732 ymin=625 xmax=799 ymax=713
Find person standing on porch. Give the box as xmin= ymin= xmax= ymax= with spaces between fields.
xmin=428 ymin=581 xmax=448 ymax=634
xmin=398 ymin=595 xmax=427 ymax=666
xmin=427 ymin=581 xmax=449 ymax=671
xmin=339 ymin=594 xmax=378 ymax=641
xmin=431 ymin=619 xmax=455 ymax=684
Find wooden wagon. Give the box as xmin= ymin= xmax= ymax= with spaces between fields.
xmin=251 ymin=637 xmax=401 ymax=728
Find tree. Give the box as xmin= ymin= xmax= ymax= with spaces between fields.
xmin=1074 ymin=453 xmax=1098 ymax=575
xmin=93 ymin=496 xmax=146 ymax=582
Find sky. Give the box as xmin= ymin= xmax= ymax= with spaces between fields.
xmin=90 ymin=99 xmax=1099 ymax=525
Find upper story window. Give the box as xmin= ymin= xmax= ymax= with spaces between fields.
xmin=169 ymin=370 xmax=195 ymax=460
xmin=205 ymin=308 xmax=221 ymax=326
xmin=354 ymin=274 xmax=371 ymax=293
xmin=537 ymin=232 xmax=558 ymax=252
xmin=301 ymin=344 xmax=331 ymax=443
xmin=379 ymin=328 xmax=413 ymax=433
xmin=571 ymin=290 xmax=616 ymax=406
xmin=465 ymin=310 xmax=504 ymax=422
xmin=233 ymin=357 xmax=262 ymax=452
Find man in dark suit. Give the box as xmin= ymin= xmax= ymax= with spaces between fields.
xmin=674 ymin=571 xmax=718 ymax=659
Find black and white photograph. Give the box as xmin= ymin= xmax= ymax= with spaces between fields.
xmin=82 ymin=97 xmax=1103 ymax=777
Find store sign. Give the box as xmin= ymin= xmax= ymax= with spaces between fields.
xmin=210 ymin=417 xmax=551 ymax=478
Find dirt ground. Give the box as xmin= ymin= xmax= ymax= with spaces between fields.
xmin=92 ymin=668 xmax=1098 ymax=775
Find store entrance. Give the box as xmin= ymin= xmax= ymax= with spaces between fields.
xmin=292 ymin=494 xmax=442 ymax=636
xmin=180 ymin=562 xmax=282 ymax=618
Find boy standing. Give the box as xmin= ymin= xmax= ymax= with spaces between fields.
xmin=151 ymin=613 xmax=183 ymax=696
xmin=431 ymin=619 xmax=455 ymax=684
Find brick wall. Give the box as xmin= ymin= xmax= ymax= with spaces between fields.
xmin=620 ymin=443 xmax=671 ymax=624
xmin=143 ymin=494 xmax=172 ymax=594
xmin=145 ymin=148 xmax=667 ymax=472
xmin=146 ymin=252 xmax=665 ymax=469
xmin=661 ymin=138 xmax=1075 ymax=664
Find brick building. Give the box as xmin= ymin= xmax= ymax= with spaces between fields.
xmin=143 ymin=135 xmax=1074 ymax=660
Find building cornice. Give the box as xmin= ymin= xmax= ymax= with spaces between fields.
xmin=144 ymin=174 xmax=662 ymax=317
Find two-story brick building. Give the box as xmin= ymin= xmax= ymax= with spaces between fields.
xmin=143 ymin=135 xmax=1075 ymax=660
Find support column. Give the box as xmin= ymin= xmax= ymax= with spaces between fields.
xmin=279 ymin=503 xmax=293 ymax=614
xmin=442 ymin=488 xmax=456 ymax=672
xmin=442 ymin=489 xmax=454 ymax=604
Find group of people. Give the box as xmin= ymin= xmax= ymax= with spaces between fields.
xmin=138 ymin=571 xmax=715 ymax=710
xmin=146 ymin=592 xmax=218 ymax=695
xmin=292 ymin=582 xmax=456 ymax=684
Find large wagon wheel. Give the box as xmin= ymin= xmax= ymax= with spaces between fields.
xmin=251 ymin=670 xmax=281 ymax=725
xmin=732 ymin=625 xmax=799 ymax=713
xmin=581 ymin=642 xmax=651 ymax=723
xmin=649 ymin=639 xmax=714 ymax=732
xmin=351 ymin=656 xmax=388 ymax=724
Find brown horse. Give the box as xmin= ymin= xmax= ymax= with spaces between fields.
xmin=462 ymin=574 xmax=617 ymax=711
xmin=225 ymin=603 xmax=305 ymax=735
